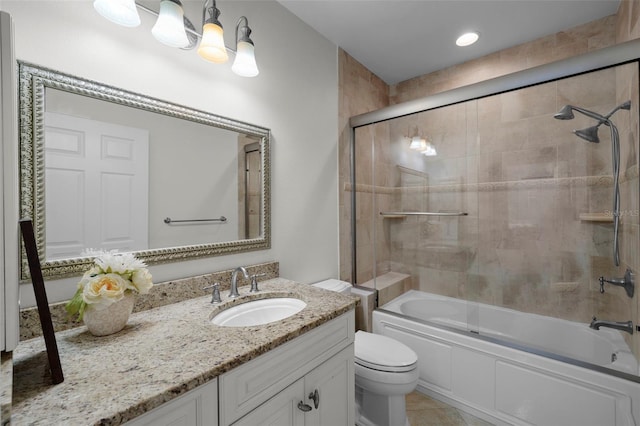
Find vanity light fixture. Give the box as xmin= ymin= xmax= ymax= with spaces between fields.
xmin=93 ymin=0 xmax=259 ymax=77
xmin=456 ymin=31 xmax=479 ymax=47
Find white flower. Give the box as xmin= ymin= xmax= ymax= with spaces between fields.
xmin=77 ymin=266 xmax=101 ymax=290
xmin=66 ymin=250 xmax=154 ymax=320
xmin=82 ymin=273 xmax=128 ymax=310
xmin=131 ymin=268 xmax=153 ymax=294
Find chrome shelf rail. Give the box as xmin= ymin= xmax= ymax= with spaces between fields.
xmin=380 ymin=211 xmax=468 ymax=217
xmin=164 ymin=216 xmax=227 ymax=224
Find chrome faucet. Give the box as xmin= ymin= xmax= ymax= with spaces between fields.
xmin=589 ymin=317 xmax=634 ymax=335
xmin=599 ymin=268 xmax=635 ymax=298
xmin=230 ymin=266 xmax=249 ymax=298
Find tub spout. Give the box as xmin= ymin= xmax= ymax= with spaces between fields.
xmin=589 ymin=317 xmax=634 ymax=334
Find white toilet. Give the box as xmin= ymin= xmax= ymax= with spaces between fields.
xmin=312 ymin=280 xmax=419 ymax=426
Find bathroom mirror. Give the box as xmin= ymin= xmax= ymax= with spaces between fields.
xmin=18 ymin=62 xmax=271 ymax=280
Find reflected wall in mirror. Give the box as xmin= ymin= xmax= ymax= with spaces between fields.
xmin=19 ymin=62 xmax=271 ymax=280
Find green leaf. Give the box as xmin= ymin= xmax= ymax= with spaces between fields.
xmin=65 ymin=288 xmax=87 ymax=321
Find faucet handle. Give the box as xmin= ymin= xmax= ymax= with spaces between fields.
xmin=249 ymin=273 xmax=266 ymax=293
xmin=598 ymin=276 xmax=605 ymax=293
xmin=203 ymin=282 xmax=222 ymax=304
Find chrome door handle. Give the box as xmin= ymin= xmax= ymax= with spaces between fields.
xmin=309 ymin=389 xmax=319 ymax=409
xmin=297 ymin=401 xmax=312 ymax=412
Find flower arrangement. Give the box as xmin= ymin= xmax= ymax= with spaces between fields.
xmin=66 ymin=250 xmax=153 ymax=321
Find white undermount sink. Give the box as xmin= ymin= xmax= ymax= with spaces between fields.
xmin=211 ymin=297 xmax=307 ymax=327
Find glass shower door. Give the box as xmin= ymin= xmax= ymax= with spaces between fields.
xmin=353 ymin=100 xmax=481 ymax=333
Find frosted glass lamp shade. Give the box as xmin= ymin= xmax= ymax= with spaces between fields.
xmin=93 ymin=0 xmax=140 ymax=27
xmin=198 ymin=23 xmax=229 ymax=63
xmin=422 ymin=143 xmax=437 ymax=156
xmin=232 ymin=41 xmax=259 ymax=77
xmin=409 ymin=136 xmax=427 ymax=151
xmin=151 ymin=0 xmax=189 ymax=48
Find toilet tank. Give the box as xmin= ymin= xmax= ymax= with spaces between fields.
xmin=312 ymin=279 xmax=375 ymax=332
xmin=312 ymin=279 xmax=352 ymax=294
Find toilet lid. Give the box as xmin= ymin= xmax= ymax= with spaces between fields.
xmin=354 ymin=331 xmax=417 ymax=373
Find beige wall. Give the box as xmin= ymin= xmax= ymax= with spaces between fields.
xmin=339 ymin=0 xmax=640 ymax=359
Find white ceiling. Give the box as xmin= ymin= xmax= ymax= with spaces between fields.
xmin=278 ymin=0 xmax=621 ymax=85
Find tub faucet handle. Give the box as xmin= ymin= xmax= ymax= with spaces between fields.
xmin=599 ymin=268 xmax=635 ymax=298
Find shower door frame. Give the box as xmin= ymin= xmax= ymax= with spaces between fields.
xmin=348 ymin=37 xmax=640 ymax=286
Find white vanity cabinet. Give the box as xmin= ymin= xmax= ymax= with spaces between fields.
xmin=125 ymin=310 xmax=355 ymax=426
xmin=125 ymin=378 xmax=218 ymax=426
xmin=220 ymin=312 xmax=355 ymax=426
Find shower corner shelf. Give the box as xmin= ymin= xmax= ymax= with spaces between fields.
xmin=579 ymin=213 xmax=614 ymax=223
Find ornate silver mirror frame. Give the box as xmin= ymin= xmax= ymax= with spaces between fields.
xmin=18 ymin=61 xmax=271 ymax=280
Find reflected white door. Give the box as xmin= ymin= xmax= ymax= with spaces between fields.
xmin=44 ymin=112 xmax=149 ymax=259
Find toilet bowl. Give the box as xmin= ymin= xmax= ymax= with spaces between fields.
xmin=312 ymin=280 xmax=419 ymax=426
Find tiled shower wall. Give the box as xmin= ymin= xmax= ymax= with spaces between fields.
xmin=339 ymin=1 xmax=640 ymax=360
xmin=380 ymin=65 xmax=638 ymax=348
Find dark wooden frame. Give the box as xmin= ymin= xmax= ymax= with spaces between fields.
xmin=19 ymin=218 xmax=64 ymax=384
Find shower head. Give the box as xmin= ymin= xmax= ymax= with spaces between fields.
xmin=554 ymin=104 xmax=607 ymax=122
xmin=573 ymin=126 xmax=600 ymax=143
xmin=555 ymin=101 xmax=631 ymax=144
xmin=555 ymin=101 xmax=631 ymax=124
xmin=553 ymin=105 xmax=575 ymax=120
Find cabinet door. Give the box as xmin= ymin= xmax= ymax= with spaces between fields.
xmin=304 ymin=345 xmax=355 ymax=426
xmin=125 ymin=379 xmax=218 ymax=426
xmin=232 ymin=379 xmax=306 ymax=426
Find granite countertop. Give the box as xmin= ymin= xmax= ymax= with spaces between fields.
xmin=1 ymin=351 xmax=11 ymax=426
xmin=11 ymin=279 xmax=358 ymax=425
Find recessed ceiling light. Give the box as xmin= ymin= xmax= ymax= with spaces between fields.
xmin=456 ymin=32 xmax=479 ymax=47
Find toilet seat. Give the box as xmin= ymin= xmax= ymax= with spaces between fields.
xmin=355 ymin=331 xmax=417 ymax=373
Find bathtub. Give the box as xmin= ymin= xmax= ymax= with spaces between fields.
xmin=374 ymin=290 xmax=640 ymax=426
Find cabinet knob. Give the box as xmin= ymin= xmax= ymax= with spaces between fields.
xmin=297 ymin=401 xmax=312 ymax=412
xmin=308 ymin=389 xmax=319 ymax=409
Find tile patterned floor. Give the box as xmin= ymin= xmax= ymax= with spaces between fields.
xmin=406 ymin=391 xmax=496 ymax=426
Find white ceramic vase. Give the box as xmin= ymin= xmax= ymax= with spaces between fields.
xmin=83 ymin=292 xmax=135 ymax=336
